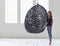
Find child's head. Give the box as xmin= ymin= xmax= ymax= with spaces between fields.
xmin=48 ymin=11 xmax=52 ymax=18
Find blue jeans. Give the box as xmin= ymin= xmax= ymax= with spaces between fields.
xmin=47 ymin=26 xmax=52 ymax=41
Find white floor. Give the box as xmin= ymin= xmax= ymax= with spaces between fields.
xmin=0 ymin=39 xmax=60 ymax=46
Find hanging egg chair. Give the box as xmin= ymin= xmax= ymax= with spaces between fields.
xmin=24 ymin=1 xmax=48 ymax=33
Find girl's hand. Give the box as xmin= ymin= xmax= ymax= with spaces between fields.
xmin=43 ymin=22 xmax=47 ymax=29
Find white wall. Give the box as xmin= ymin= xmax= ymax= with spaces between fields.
xmin=0 ymin=0 xmax=60 ymax=39
xmin=49 ymin=0 xmax=60 ymax=39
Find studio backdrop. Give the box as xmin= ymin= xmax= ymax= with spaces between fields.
xmin=0 ymin=0 xmax=60 ymax=38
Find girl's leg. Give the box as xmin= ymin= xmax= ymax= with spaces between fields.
xmin=47 ymin=26 xmax=52 ymax=45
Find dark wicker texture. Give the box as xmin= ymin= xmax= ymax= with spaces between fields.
xmin=24 ymin=4 xmax=48 ymax=33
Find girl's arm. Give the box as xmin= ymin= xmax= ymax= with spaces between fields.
xmin=43 ymin=22 xmax=47 ymax=29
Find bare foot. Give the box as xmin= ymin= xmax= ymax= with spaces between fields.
xmin=49 ymin=42 xmax=51 ymax=45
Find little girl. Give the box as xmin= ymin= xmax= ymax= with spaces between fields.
xmin=47 ymin=11 xmax=53 ymax=45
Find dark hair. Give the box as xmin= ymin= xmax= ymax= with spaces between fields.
xmin=48 ymin=11 xmax=52 ymax=18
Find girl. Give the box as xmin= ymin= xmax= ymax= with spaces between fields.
xmin=43 ymin=11 xmax=53 ymax=45
xmin=47 ymin=11 xmax=53 ymax=45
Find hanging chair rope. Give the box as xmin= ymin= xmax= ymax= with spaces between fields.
xmin=36 ymin=0 xmax=38 ymax=4
xmin=33 ymin=0 xmax=38 ymax=6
